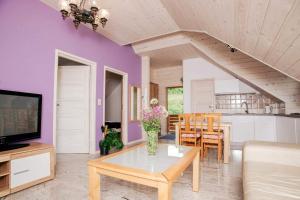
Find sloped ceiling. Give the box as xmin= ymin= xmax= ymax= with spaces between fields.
xmin=133 ymin=32 xmax=300 ymax=113
xmin=42 ymin=0 xmax=300 ymax=81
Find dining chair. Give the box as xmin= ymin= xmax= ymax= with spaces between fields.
xmin=178 ymin=113 xmax=201 ymax=146
xmin=200 ymin=113 xmax=223 ymax=161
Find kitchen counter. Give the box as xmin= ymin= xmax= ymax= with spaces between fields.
xmin=221 ymin=114 xmax=300 ymax=145
xmin=222 ymin=113 xmax=300 ymax=118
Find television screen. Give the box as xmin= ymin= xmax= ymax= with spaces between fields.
xmin=0 ymin=90 xmax=42 ymax=143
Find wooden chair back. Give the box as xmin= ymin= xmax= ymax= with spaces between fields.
xmin=203 ymin=113 xmax=222 ymax=135
xmin=178 ymin=113 xmax=196 ymax=133
xmin=201 ymin=113 xmax=223 ymax=161
xmin=195 ymin=113 xmax=204 ymax=127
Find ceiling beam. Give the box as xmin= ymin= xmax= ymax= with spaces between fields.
xmin=132 ymin=32 xmax=192 ymax=55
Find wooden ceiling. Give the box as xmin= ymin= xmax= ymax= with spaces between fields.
xmin=41 ymin=0 xmax=178 ymax=44
xmin=42 ymin=0 xmax=300 ymax=81
xmin=146 ymin=44 xmax=200 ymax=68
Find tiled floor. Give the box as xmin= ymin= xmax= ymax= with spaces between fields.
xmin=5 ymin=145 xmax=243 ymax=200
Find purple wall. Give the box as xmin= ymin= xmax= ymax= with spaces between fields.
xmin=0 ymin=0 xmax=142 ymax=149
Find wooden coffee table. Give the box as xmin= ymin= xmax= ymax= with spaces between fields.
xmin=88 ymin=143 xmax=200 ymax=200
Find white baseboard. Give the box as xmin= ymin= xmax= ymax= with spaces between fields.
xmin=127 ymin=138 xmax=145 ymax=146
xmin=93 ymin=150 xmax=100 ymax=155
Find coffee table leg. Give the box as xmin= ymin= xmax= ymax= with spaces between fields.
xmin=88 ymin=166 xmax=100 ymax=200
xmin=193 ymin=151 xmax=200 ymax=192
xmin=158 ymin=182 xmax=172 ymax=200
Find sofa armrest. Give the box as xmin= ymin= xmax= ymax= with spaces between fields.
xmin=243 ymin=141 xmax=300 ymax=167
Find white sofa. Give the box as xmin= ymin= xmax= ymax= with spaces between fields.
xmin=243 ymin=141 xmax=300 ymax=200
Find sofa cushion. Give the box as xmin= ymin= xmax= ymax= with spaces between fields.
xmin=243 ymin=141 xmax=300 ymax=167
xmin=244 ymin=161 xmax=300 ymax=200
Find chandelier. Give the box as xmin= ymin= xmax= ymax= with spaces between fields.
xmin=59 ymin=0 xmax=109 ymax=31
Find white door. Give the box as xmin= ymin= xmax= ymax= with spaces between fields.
xmin=191 ymin=79 xmax=214 ymax=113
xmin=56 ymin=66 xmax=90 ymax=153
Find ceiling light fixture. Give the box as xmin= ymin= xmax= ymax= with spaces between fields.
xmin=59 ymin=0 xmax=110 ymax=31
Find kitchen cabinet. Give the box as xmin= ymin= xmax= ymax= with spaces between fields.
xmin=214 ymin=79 xmax=256 ymax=94
xmin=223 ymin=116 xmax=255 ymax=143
xmin=215 ymin=79 xmax=239 ymax=94
xmin=232 ymin=116 xmax=255 ymax=143
xmin=276 ymin=117 xmax=296 ymax=143
xmin=296 ymin=118 xmax=300 ymax=144
xmin=254 ymin=116 xmax=276 ymax=142
xmin=223 ymin=115 xmax=299 ymax=144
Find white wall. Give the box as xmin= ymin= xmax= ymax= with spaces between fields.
xmin=183 ymin=57 xmax=257 ymax=113
xmin=105 ymin=72 xmax=122 ymax=122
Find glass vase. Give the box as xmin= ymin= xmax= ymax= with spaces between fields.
xmin=146 ymin=130 xmax=158 ymax=156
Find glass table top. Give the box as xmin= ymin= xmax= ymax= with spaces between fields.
xmin=103 ymin=144 xmax=192 ymax=173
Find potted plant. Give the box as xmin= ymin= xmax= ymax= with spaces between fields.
xmin=99 ymin=128 xmax=124 ymax=155
xmin=99 ymin=139 xmax=110 ymax=155
xmin=106 ymin=129 xmax=124 ymax=151
xmin=142 ymin=98 xmax=168 ymax=155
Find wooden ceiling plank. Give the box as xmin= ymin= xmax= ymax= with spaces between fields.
xmin=217 ymin=0 xmax=235 ymax=44
xmin=242 ymin=0 xmax=270 ymax=54
xmin=253 ymin=0 xmax=295 ymax=60
xmin=264 ymin=1 xmax=300 ymax=65
xmin=286 ymin=59 xmax=300 ymax=78
xmin=274 ymin=35 xmax=300 ymax=71
xmin=159 ymin=0 xmax=207 ymax=31
xmin=233 ymin=0 xmax=251 ymax=48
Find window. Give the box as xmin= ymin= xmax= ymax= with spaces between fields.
xmin=167 ymin=87 xmax=183 ymax=115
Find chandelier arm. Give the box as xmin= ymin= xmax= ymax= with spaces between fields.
xmin=60 ymin=0 xmax=108 ymax=31
xmin=79 ymin=0 xmax=85 ymax=10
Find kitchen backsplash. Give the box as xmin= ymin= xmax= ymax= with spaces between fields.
xmin=215 ymin=93 xmax=285 ymax=114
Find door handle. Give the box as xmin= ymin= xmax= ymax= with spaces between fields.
xmin=14 ymin=169 xmax=30 ymax=175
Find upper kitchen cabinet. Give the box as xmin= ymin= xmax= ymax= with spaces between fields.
xmin=215 ymin=79 xmax=256 ymax=94
xmin=215 ymin=79 xmax=239 ymax=94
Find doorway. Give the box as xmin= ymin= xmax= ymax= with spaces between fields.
xmin=166 ymin=87 xmax=183 ymax=133
xmin=103 ymin=66 xmax=128 ymax=145
xmin=53 ymin=50 xmax=97 ymax=154
xmin=105 ymin=71 xmax=122 ymax=131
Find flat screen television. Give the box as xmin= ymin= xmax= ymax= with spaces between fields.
xmin=0 ymin=90 xmax=42 ymax=151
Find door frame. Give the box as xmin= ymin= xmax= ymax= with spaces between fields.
xmin=166 ymin=86 xmax=183 ymax=133
xmin=103 ymin=66 xmax=128 ymax=145
xmin=53 ymin=49 xmax=97 ymax=154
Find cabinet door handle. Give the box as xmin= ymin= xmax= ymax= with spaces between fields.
xmin=14 ymin=169 xmax=30 ymax=175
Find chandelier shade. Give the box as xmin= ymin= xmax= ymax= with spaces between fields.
xmin=59 ymin=0 xmax=109 ymax=31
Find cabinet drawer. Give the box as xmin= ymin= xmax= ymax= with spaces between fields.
xmin=11 ymin=152 xmax=50 ymax=188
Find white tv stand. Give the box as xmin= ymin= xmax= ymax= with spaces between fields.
xmin=0 ymin=143 xmax=55 ymax=197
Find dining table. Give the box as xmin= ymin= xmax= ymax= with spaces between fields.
xmin=175 ymin=121 xmax=232 ymax=164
